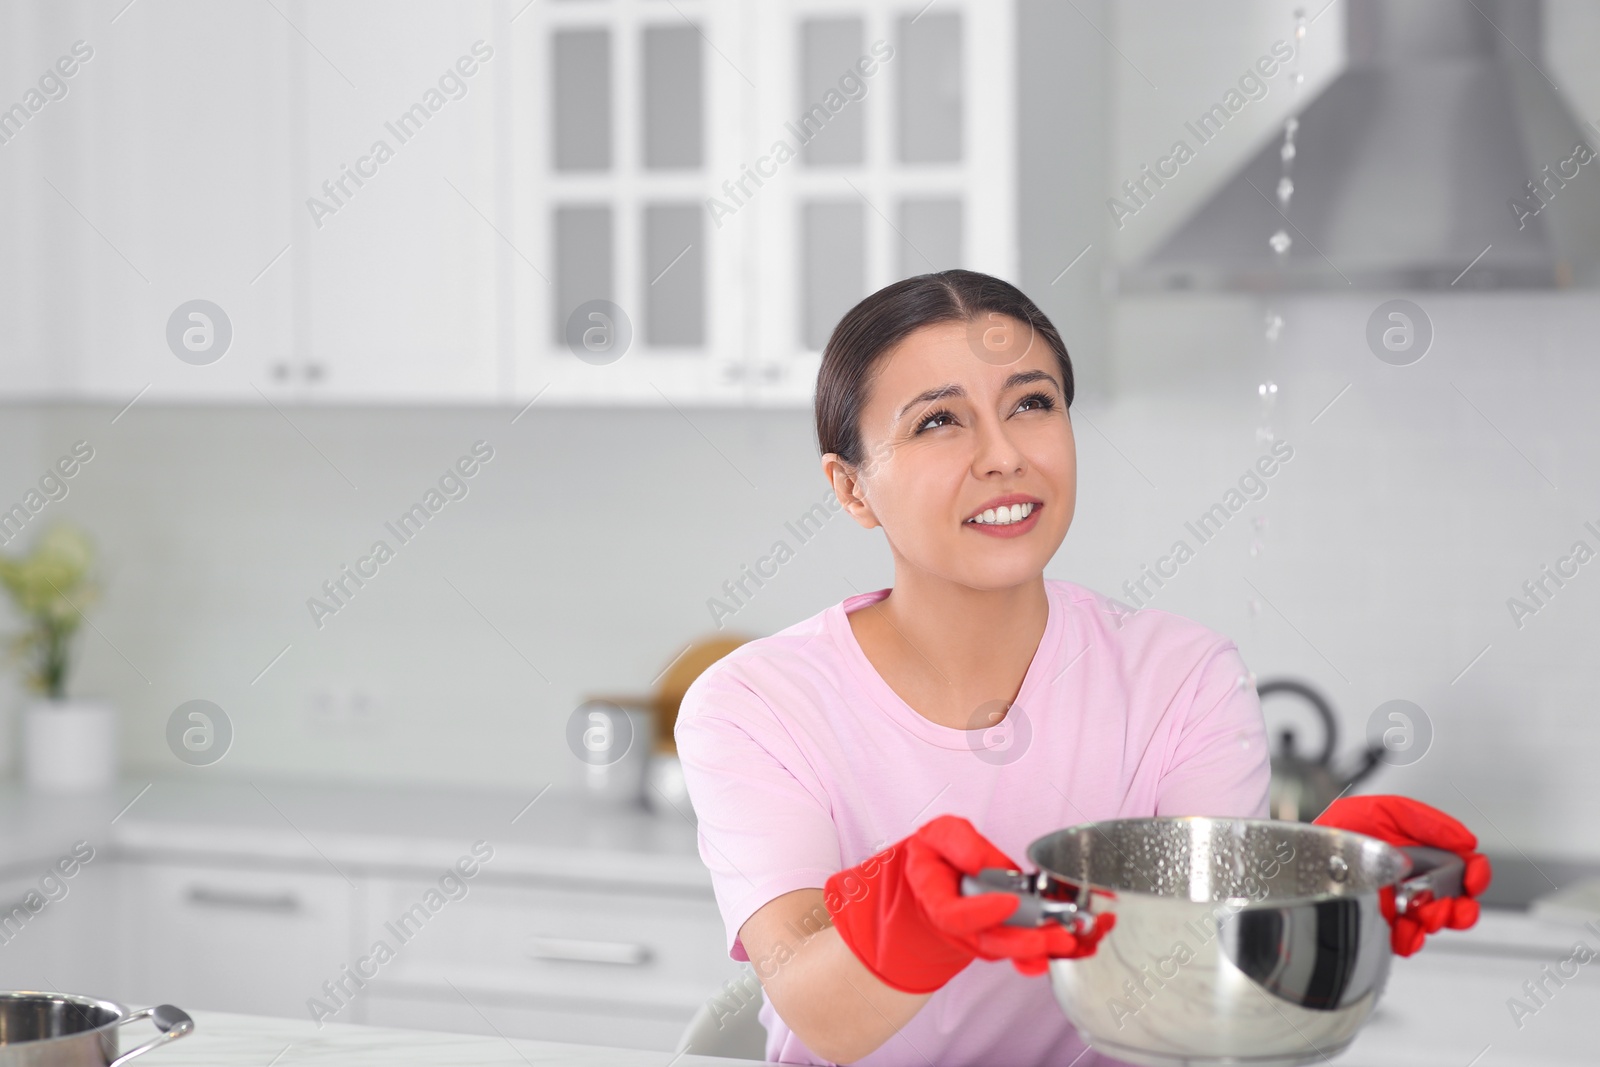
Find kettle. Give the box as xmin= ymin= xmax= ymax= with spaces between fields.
xmin=1259 ymin=678 xmax=1385 ymax=822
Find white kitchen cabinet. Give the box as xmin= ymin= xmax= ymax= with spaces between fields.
xmin=116 ymin=858 xmax=363 ymax=1018
xmin=102 ymin=853 xmax=737 ymax=1049
xmin=0 ymin=856 xmax=115 ymax=996
xmin=0 ymin=0 xmax=1019 ymax=407
xmin=358 ymin=873 xmax=742 ymax=1050
xmin=289 ymin=0 xmax=505 ymax=404
xmin=0 ymin=1 xmax=502 ymax=405
xmin=506 ymin=0 xmax=752 ymax=406
xmin=506 ymin=0 xmax=1015 ymax=408
xmin=0 ymin=1 xmax=298 ymax=404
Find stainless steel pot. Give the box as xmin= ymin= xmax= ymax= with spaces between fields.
xmin=962 ymin=817 xmax=1464 ymax=1067
xmin=0 ymin=993 xmax=192 ymax=1067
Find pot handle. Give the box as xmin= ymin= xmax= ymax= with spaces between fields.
xmin=1394 ymin=846 xmax=1467 ymax=915
xmin=959 ymin=867 xmax=1099 ymax=935
xmin=107 ymin=1004 xmax=194 ymax=1067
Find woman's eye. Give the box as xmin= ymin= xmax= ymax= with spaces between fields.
xmin=1015 ymin=392 xmax=1056 ymax=413
xmin=915 ymin=410 xmax=957 ymax=433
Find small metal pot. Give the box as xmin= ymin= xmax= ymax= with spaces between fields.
xmin=0 ymin=992 xmax=192 ymax=1067
xmin=963 ymin=817 xmax=1464 ymax=1067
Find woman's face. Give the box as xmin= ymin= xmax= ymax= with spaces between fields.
xmin=827 ymin=315 xmax=1077 ymax=591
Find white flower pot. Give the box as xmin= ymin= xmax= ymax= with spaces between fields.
xmin=24 ymin=700 xmax=117 ymax=792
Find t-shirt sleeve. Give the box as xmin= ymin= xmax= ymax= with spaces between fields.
xmin=1155 ymin=640 xmax=1272 ymax=819
xmin=675 ymin=666 xmax=843 ymax=961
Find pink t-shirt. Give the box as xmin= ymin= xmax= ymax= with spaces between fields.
xmin=675 ymin=580 xmax=1271 ymax=1067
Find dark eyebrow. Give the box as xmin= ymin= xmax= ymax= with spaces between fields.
xmin=1003 ymin=369 xmax=1060 ymax=392
xmin=894 ymin=383 xmax=965 ymax=423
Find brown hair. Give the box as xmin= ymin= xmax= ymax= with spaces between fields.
xmin=814 ymin=270 xmax=1074 ymax=465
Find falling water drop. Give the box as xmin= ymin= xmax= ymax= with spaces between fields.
xmin=1254 ymin=10 xmax=1308 ymax=635
xmin=1257 ymin=382 xmax=1280 ymax=444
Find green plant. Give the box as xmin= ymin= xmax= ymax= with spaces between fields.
xmin=0 ymin=525 xmax=97 ymax=700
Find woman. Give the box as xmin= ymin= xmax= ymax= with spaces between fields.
xmin=676 ymin=271 xmax=1489 ymax=1066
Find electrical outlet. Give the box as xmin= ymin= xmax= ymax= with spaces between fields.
xmin=304 ymin=685 xmax=382 ymax=731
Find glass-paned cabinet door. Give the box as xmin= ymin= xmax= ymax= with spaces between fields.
xmin=510 ymin=0 xmax=751 ymax=405
xmin=748 ymin=0 xmax=1015 ymax=405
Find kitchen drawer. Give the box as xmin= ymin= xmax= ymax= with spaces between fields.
xmin=118 ymin=859 xmax=361 ymax=1017
xmin=364 ymin=988 xmax=688 ymax=1051
xmin=361 ymin=877 xmax=741 ymax=1013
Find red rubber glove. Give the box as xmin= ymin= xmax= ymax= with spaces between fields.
xmin=1313 ymin=795 xmax=1492 ymax=956
xmin=823 ymin=815 xmax=1113 ymax=995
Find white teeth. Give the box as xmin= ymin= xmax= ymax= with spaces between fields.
xmin=969 ymin=502 xmax=1035 ymax=525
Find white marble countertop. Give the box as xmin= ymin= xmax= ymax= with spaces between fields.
xmin=0 ymin=778 xmax=709 ymax=887
xmin=138 ymin=1009 xmax=757 ymax=1066
xmin=131 ymin=924 xmax=1600 ymax=1067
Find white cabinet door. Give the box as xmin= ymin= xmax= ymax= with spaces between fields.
xmin=76 ymin=0 xmax=296 ymax=402
xmin=358 ymin=873 xmax=743 ymax=1050
xmin=0 ymin=853 xmax=116 ymax=997
xmin=291 ymin=0 xmax=504 ymax=403
xmin=118 ymin=859 xmax=361 ymax=1018
xmin=0 ymin=2 xmax=298 ymax=402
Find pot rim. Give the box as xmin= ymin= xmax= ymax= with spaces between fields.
xmin=1026 ymin=814 xmax=1412 ymax=910
xmin=0 ymin=990 xmax=132 ymax=1047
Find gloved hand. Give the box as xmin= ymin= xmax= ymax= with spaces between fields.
xmin=823 ymin=815 xmax=1113 ymax=995
xmin=1313 ymin=795 xmax=1492 ymax=956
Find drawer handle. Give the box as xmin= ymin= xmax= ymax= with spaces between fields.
xmin=187 ymin=887 xmax=303 ymax=913
xmin=525 ymin=936 xmax=653 ymax=966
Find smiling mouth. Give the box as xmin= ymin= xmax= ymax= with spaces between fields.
xmin=965 ymin=502 xmax=1039 ymax=527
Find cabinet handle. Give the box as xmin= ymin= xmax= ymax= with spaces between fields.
xmin=524 ymin=936 xmax=653 ymax=966
xmin=186 ymin=886 xmax=303 ymax=913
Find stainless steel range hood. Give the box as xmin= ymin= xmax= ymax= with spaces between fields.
xmin=1121 ymin=0 xmax=1600 ymax=293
